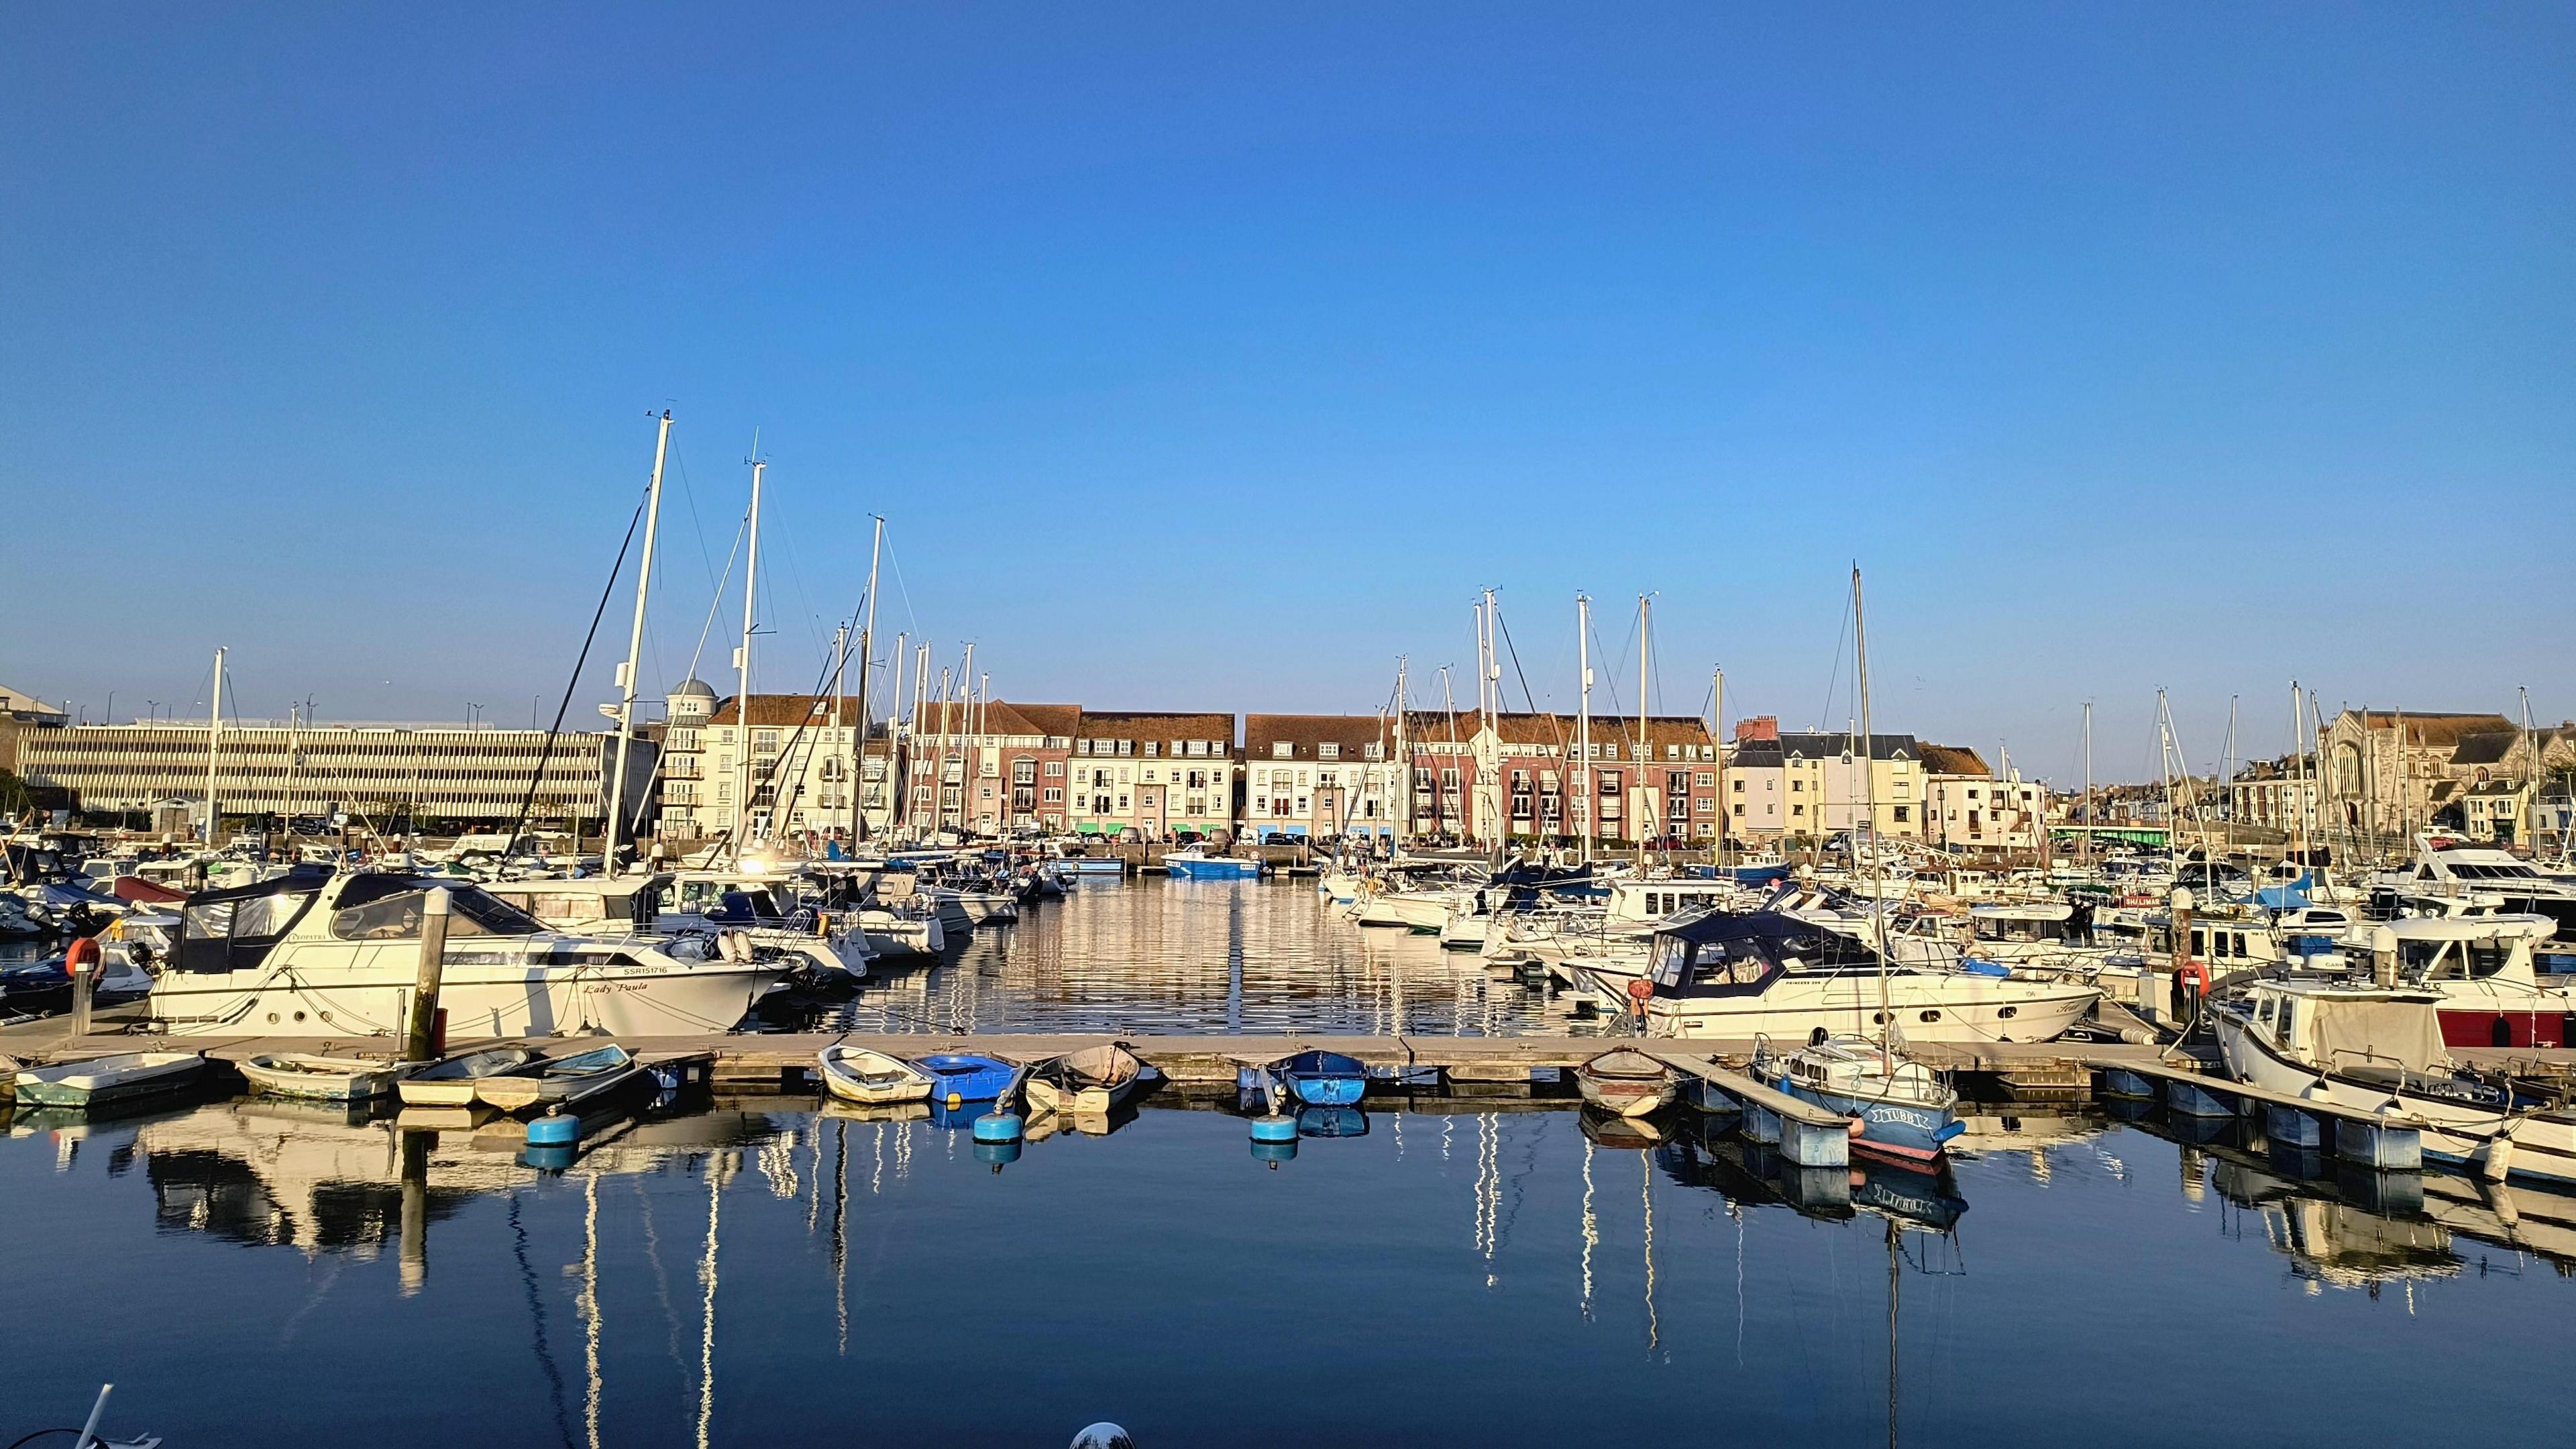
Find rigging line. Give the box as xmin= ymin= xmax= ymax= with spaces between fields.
xmin=666 ymin=435 xmax=724 ymax=595
xmin=1490 ymin=605 xmax=1570 ymax=766
xmin=1588 ymin=616 xmax=1634 ymax=719
xmin=1819 ymin=580 xmax=1853 ymax=731
xmin=880 ymin=535 xmax=924 ymax=644
xmin=688 ymin=511 xmax=751 ymax=683
xmin=503 ymin=487 xmax=647 ymax=857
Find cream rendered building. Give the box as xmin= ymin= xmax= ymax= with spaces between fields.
xmin=1776 ymin=731 xmax=1927 ymax=840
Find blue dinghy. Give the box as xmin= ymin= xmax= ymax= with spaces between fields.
xmin=1273 ymin=1050 xmax=1369 ymax=1107
xmin=917 ymin=1053 xmax=1018 ymax=1107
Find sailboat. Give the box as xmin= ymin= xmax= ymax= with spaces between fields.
xmin=1765 ymin=567 xmax=1966 ymax=1171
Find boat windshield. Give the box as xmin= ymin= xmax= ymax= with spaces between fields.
xmin=329 ymin=878 xmax=545 ymax=941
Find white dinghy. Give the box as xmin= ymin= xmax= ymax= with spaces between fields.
xmin=816 ymin=1046 xmax=936 ymax=1105
xmin=239 ymin=1053 xmax=403 ymax=1104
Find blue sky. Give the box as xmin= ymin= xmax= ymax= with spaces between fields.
xmin=5 ymin=3 xmax=2569 ymax=784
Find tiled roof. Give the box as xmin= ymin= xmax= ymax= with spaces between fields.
xmin=1077 ymin=710 xmax=1234 ymax=745
xmin=2347 ymin=710 xmax=2514 ymax=747
xmin=709 ymin=694 xmax=864 ymax=727
xmin=1919 ymin=744 xmax=1990 ymax=777
xmin=1244 ymin=714 xmax=1393 ymax=759
xmin=1729 ymin=739 xmax=1786 ymax=767
xmin=1401 ymin=710 xmax=1715 ymax=748
xmin=1777 ymin=731 xmax=1921 ymax=762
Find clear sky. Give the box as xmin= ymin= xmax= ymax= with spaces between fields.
xmin=5 ymin=3 xmax=2569 ymax=784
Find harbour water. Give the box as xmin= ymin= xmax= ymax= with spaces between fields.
xmin=788 ymin=875 xmax=1589 ymax=1037
xmin=8 ymin=877 xmax=2576 ymax=1446
xmin=9 ymin=1093 xmax=2576 ymax=1447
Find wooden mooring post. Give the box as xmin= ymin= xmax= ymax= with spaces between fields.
xmin=400 ymin=888 xmax=451 ymax=1063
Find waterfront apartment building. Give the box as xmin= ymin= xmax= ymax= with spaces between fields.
xmin=1065 ymin=711 xmax=1238 ymax=841
xmin=1405 ymin=711 xmax=1723 ymax=846
xmin=1724 ymin=721 xmax=1788 ymax=841
xmin=1920 ymin=744 xmax=2043 ymax=853
xmin=17 ymin=720 xmax=627 ymax=833
xmin=1776 ymin=731 xmax=1928 ymax=840
xmin=1242 ymin=714 xmax=1402 ymax=841
xmin=657 ymin=682 xmax=904 ymax=846
xmin=902 ymin=700 xmax=1081 ymax=838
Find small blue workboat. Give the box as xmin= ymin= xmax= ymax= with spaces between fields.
xmin=1273 ymin=1050 xmax=1368 ymax=1107
xmin=916 ymin=1053 xmax=1018 ymax=1106
xmin=1762 ymin=1037 xmax=1964 ymax=1171
xmin=1160 ymin=848 xmax=1259 ymax=881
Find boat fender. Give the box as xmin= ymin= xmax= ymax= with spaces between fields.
xmin=2479 ymin=1136 xmax=2515 ymax=1183
xmin=527 ymin=1114 xmax=582 ymax=1147
xmin=1845 ymin=1118 xmax=1867 ymax=1140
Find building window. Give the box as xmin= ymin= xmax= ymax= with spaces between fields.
xmin=1045 ymin=760 xmax=1065 ymax=777
xmin=1892 ymin=806 xmax=1910 ymax=823
xmin=1273 ymin=741 xmax=1293 ymax=759
xmin=1320 ymin=743 xmax=1340 ymax=760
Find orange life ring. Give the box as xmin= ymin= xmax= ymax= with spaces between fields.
xmin=1625 ymin=977 xmax=1655 ymax=1015
xmin=2177 ymin=960 xmax=2208 ymax=996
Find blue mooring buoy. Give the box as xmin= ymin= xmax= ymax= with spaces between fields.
xmin=974 ymin=1138 xmax=1023 ymax=1170
xmin=1248 ymin=1114 xmax=1297 ymax=1143
xmin=972 ymin=1111 xmax=1024 ymax=1143
xmin=527 ymin=1114 xmax=582 ymax=1147
xmin=1250 ymin=1137 xmax=1297 ymax=1166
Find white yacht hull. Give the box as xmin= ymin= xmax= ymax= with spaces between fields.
xmin=1645 ymin=975 xmax=2098 ymax=1045
xmin=2215 ymin=1011 xmax=2576 ymax=1183
xmin=148 ymin=953 xmax=792 ymax=1039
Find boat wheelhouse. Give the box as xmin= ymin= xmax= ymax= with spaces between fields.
xmin=1628 ymin=910 xmax=2098 ymax=1044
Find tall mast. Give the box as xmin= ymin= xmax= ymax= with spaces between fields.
xmin=2289 ymin=682 xmax=2307 ymax=867
xmin=829 ymin=621 xmax=848 ymax=844
xmin=732 ymin=455 xmax=765 ymax=857
xmin=1853 ymin=564 xmax=1890 ymax=1061
xmin=1711 ymin=664 xmax=1725 ymax=869
xmin=1393 ymin=657 xmax=1409 ymax=849
xmin=606 ymin=410 xmax=672 ymax=875
xmin=1576 ymin=593 xmax=1593 ymax=863
xmin=851 ymin=517 xmax=883 ymax=843
xmin=1635 ymin=594 xmax=1650 ymax=869
xmin=203 ymin=645 xmax=227 ymax=844
xmin=957 ymin=643 xmax=976 ymax=836
xmin=934 ymin=666 xmax=954 ymax=835
xmin=2522 ymin=686 xmax=2538 ymax=849
xmin=2081 ymin=700 xmax=2094 ymax=870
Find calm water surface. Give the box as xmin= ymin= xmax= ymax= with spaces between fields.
xmin=7 ymin=1093 xmax=2575 ymax=1447
xmin=807 ymin=875 xmax=1588 ymax=1036
xmin=11 ymin=876 xmax=2576 ymax=1445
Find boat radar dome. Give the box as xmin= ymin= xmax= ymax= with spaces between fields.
xmin=667 ymin=678 xmax=718 ymax=724
xmin=1069 ymin=1426 xmax=1134 ymax=1449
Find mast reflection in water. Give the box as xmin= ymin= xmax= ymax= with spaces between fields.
xmin=9 ymin=1091 xmax=2576 ymax=1446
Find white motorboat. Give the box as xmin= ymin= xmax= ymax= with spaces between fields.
xmin=13 ymin=1051 xmax=207 ymax=1109
xmin=2214 ymin=977 xmax=2576 ymax=1185
xmin=816 ymin=1045 xmax=935 ymax=1104
xmin=1626 ymin=910 xmax=2100 ymax=1044
xmin=2359 ymin=915 xmax=2576 ymax=1049
xmin=486 ymin=871 xmax=871 ymax=981
xmin=2379 ymin=837 xmax=2576 ymax=936
xmin=239 ymin=1053 xmax=403 ymax=1103
xmin=146 ymin=869 xmax=796 ymax=1040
